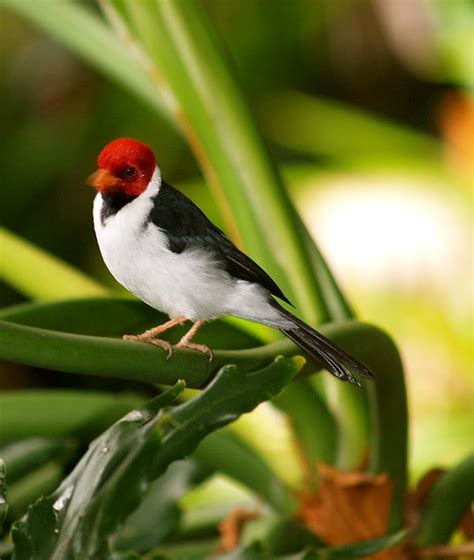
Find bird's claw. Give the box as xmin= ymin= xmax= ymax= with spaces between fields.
xmin=122 ymin=334 xmax=173 ymax=359
xmin=175 ymin=341 xmax=214 ymax=362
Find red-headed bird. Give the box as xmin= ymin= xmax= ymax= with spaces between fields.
xmin=88 ymin=138 xmax=372 ymax=386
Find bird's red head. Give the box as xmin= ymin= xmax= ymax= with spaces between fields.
xmin=87 ymin=138 xmax=156 ymax=197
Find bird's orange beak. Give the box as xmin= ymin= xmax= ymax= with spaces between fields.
xmin=86 ymin=168 xmax=120 ymax=191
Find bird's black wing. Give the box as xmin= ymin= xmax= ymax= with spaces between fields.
xmin=147 ymin=182 xmax=292 ymax=305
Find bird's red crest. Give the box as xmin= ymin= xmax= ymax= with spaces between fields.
xmin=88 ymin=138 xmax=156 ymax=197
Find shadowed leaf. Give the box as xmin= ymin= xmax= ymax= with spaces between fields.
xmin=12 ymin=356 xmax=301 ymax=559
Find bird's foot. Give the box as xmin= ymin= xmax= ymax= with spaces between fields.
xmin=122 ymin=334 xmax=173 ymax=359
xmin=175 ymin=340 xmax=214 ymax=362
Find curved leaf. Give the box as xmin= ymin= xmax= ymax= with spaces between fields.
xmin=194 ymin=431 xmax=296 ymax=514
xmin=12 ymin=356 xmax=300 ymax=559
xmin=0 ymin=318 xmax=376 ymax=388
xmin=0 ymin=228 xmax=107 ymax=300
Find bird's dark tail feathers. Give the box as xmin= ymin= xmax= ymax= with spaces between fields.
xmin=275 ymin=304 xmax=374 ymax=386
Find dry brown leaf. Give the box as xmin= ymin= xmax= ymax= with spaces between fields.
xmin=298 ymin=463 xmax=406 ymax=560
xmin=216 ymin=506 xmax=260 ymax=552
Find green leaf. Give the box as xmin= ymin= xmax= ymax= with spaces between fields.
xmin=262 ymin=90 xmax=440 ymax=164
xmin=11 ymin=383 xmax=185 ymax=560
xmin=140 ymin=538 xmax=219 ymax=560
xmin=274 ymin=379 xmax=337 ymax=472
xmin=105 ymin=0 xmax=375 ymax=476
xmin=0 ymin=0 xmax=174 ymax=128
xmin=241 ymin=516 xmax=322 ymax=555
xmin=12 ymin=357 xmax=300 ymax=559
xmin=0 ymin=391 xmax=140 ymax=444
xmin=112 ymin=460 xmax=209 ymax=553
xmin=214 ymin=543 xmax=264 ymax=560
xmin=0 ymin=439 xmax=74 ymax=485
xmin=0 ymin=317 xmax=371 ymax=389
xmin=1 ymin=440 xmax=75 ymax=521
xmin=193 ymin=431 xmax=296 ymax=514
xmin=216 ymin=529 xmax=407 ymax=560
xmin=105 ymin=0 xmax=327 ymax=323
xmin=415 ymin=452 xmax=474 ymax=545
xmin=0 ymin=460 xmax=7 ymax=534
xmin=306 ymin=529 xmax=408 ymax=559
xmin=0 ymin=228 xmax=107 ymax=300
xmin=6 ymin=462 xmax=65 ymax=524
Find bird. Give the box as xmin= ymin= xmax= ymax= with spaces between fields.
xmin=87 ymin=137 xmax=373 ymax=386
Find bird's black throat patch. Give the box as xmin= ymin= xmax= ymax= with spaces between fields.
xmin=100 ymin=191 xmax=136 ymax=225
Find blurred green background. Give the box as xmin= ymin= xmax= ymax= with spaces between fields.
xmin=1 ymin=0 xmax=472 ymax=480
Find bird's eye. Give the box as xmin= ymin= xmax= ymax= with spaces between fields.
xmin=122 ymin=167 xmax=136 ymax=179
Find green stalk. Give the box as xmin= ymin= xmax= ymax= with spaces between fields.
xmin=415 ymin=453 xmax=474 ymax=545
xmin=105 ymin=0 xmax=325 ymax=322
xmin=103 ymin=0 xmax=370 ymax=472
xmin=365 ymin=329 xmax=408 ymax=531
xmin=0 ymin=319 xmax=369 ymax=389
xmin=0 ymin=228 xmax=107 ymax=300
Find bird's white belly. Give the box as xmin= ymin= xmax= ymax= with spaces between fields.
xmin=93 ymin=193 xmax=287 ymax=326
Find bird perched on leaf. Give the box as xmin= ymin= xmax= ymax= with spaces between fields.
xmin=88 ymin=138 xmax=373 ymax=386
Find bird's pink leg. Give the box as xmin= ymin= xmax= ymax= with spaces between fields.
xmin=175 ymin=320 xmax=213 ymax=361
xmin=123 ymin=316 xmax=187 ymax=358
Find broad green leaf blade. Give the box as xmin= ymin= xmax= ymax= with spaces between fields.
xmin=12 ymin=357 xmax=300 ymax=559
xmin=109 ymin=0 xmax=377 ymax=478
xmin=0 ymin=298 xmax=260 ymax=349
xmin=415 ymin=453 xmax=474 ymax=545
xmin=0 ymin=460 xmax=7 ymax=534
xmin=0 ymin=0 xmax=174 ymax=129
xmin=0 ymin=228 xmax=107 ymax=300
xmin=11 ymin=383 xmax=186 ymax=560
xmin=193 ymin=431 xmax=296 ymax=514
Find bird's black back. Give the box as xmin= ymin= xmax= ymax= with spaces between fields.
xmin=147 ymin=181 xmax=291 ymax=305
